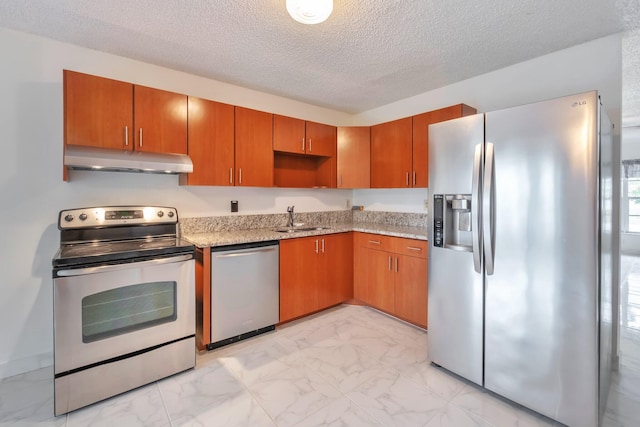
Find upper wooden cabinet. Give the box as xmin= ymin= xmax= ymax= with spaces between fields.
xmin=235 ymin=106 xmax=274 ymax=187
xmin=181 ymin=97 xmax=235 ymax=186
xmin=64 ymin=70 xmax=188 ymax=155
xmin=370 ymin=117 xmax=413 ymax=188
xmin=337 ymin=127 xmax=370 ymax=188
xmin=133 ymin=85 xmax=188 ymax=155
xmin=64 ymin=70 xmax=133 ymax=150
xmin=370 ymin=104 xmax=476 ymax=188
xmin=273 ymin=115 xmax=336 ymax=157
xmin=412 ymin=104 xmax=477 ymax=187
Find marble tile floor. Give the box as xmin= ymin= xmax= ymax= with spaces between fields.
xmin=2 ymin=257 xmax=640 ymax=426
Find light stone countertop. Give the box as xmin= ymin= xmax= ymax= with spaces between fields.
xmin=182 ymin=222 xmax=427 ymax=248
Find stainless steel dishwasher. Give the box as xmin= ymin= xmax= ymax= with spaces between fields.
xmin=208 ymin=241 xmax=279 ymax=350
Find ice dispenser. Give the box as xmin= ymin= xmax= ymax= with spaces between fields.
xmin=433 ymin=194 xmax=473 ymax=251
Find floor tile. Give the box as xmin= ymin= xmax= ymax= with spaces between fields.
xmin=157 ymin=360 xmax=249 ymax=424
xmin=0 ymin=366 xmax=65 ymax=426
xmin=425 ymin=403 xmax=495 ymax=427
xmin=450 ymin=385 xmax=555 ymax=427
xmin=66 ymin=383 xmax=169 ymax=427
xmin=347 ymin=367 xmax=448 ymax=426
xmin=292 ymin=396 xmax=383 ymax=427
xmin=247 ymin=363 xmax=343 ymax=427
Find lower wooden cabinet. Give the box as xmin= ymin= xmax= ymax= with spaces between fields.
xmin=280 ymin=233 xmax=353 ymax=322
xmin=354 ymin=232 xmax=428 ymax=328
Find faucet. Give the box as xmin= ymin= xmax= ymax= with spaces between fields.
xmin=287 ymin=206 xmax=295 ymax=228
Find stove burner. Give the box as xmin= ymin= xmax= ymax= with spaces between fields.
xmin=52 ymin=206 xmax=194 ymax=269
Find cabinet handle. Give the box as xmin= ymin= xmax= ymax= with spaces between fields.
xmin=315 ymin=239 xmax=319 ymax=254
xmin=309 ymin=138 xmax=312 ymax=152
xmin=405 ymin=172 xmax=409 ymax=186
xmin=388 ymin=255 xmax=392 ymax=271
xmin=139 ymin=128 xmax=143 ymax=148
xmin=321 ymin=238 xmax=325 ymax=253
xmin=368 ymin=240 xmax=381 ymax=245
xmin=229 ymin=168 xmax=233 ymax=184
xmin=407 ymin=246 xmax=422 ymax=252
xmin=395 ymin=257 xmax=398 ymax=272
xmin=302 ymin=137 xmax=305 ymax=152
xmin=239 ymin=168 xmax=242 ymax=184
xmin=124 ymin=126 xmax=128 ymax=146
xmin=413 ymin=171 xmax=416 ymax=186
xmin=339 ymin=175 xmax=343 ymax=187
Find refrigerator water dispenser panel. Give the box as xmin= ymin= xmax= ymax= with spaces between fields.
xmin=433 ymin=194 xmax=473 ymax=252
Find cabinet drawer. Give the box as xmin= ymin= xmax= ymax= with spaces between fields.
xmin=392 ymin=237 xmax=428 ymax=259
xmin=355 ymin=232 xmax=393 ymax=251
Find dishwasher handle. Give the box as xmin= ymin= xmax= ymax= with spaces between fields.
xmin=214 ymin=247 xmax=278 ymax=259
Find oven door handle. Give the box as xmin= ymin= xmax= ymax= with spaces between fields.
xmin=55 ymin=254 xmax=193 ymax=277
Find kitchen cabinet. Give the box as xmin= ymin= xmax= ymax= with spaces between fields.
xmin=337 ymin=126 xmax=370 ymax=188
xmin=370 ymin=104 xmax=476 ymax=188
xmin=235 ymin=106 xmax=274 ymax=187
xmin=180 ymin=97 xmax=235 ymax=186
xmin=412 ymin=104 xmax=477 ymax=187
xmin=370 ymin=117 xmax=413 ymax=188
xmin=280 ymin=233 xmax=353 ymax=322
xmin=64 ymin=70 xmax=133 ymax=150
xmin=273 ymin=115 xmax=336 ymax=157
xmin=273 ymin=116 xmax=337 ymax=188
xmin=354 ymin=232 xmax=428 ymax=328
xmin=133 ymin=85 xmax=188 ymax=155
xmin=64 ymin=70 xmax=188 ymax=155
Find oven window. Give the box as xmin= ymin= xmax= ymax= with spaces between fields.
xmin=81 ymin=281 xmax=177 ymax=343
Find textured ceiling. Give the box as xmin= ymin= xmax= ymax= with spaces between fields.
xmin=0 ymin=0 xmax=639 ymax=118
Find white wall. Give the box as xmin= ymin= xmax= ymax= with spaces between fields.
xmin=0 ymin=26 xmax=624 ymax=378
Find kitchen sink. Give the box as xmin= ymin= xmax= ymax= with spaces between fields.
xmin=274 ymin=226 xmax=331 ymax=233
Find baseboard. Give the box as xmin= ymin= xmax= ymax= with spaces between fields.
xmin=0 ymin=352 xmax=53 ymax=380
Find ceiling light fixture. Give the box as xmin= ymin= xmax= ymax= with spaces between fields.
xmin=286 ymin=0 xmax=333 ymax=24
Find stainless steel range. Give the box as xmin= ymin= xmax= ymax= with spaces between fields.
xmin=52 ymin=206 xmax=195 ymax=416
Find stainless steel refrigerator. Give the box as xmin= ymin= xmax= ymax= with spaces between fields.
xmin=427 ymin=91 xmax=614 ymax=427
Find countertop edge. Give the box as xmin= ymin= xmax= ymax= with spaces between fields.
xmin=182 ymin=223 xmax=428 ymax=248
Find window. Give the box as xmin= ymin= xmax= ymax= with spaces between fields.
xmin=629 ymin=178 xmax=640 ymax=232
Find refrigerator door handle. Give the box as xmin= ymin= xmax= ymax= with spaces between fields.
xmin=483 ymin=142 xmax=496 ymax=275
xmin=472 ymin=144 xmax=483 ymax=273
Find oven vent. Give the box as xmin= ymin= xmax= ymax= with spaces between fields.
xmin=64 ymin=145 xmax=193 ymax=175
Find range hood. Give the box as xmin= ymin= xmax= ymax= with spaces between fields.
xmin=64 ymin=145 xmax=193 ymax=174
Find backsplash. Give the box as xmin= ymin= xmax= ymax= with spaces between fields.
xmin=179 ymin=210 xmax=426 ymax=234
xmin=352 ymin=210 xmax=427 ymax=227
xmin=179 ymin=210 xmax=352 ymax=234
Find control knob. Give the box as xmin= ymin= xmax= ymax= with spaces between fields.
xmin=79 ymin=213 xmax=88 ymax=221
xmin=64 ymin=214 xmax=74 ymax=222
xmin=167 ymin=211 xmax=175 ymax=218
xmin=157 ymin=211 xmax=164 ymax=218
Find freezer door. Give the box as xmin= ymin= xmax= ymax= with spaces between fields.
xmin=428 ymin=114 xmax=484 ymax=385
xmin=484 ymin=92 xmax=600 ymax=427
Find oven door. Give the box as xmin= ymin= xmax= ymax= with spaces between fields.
xmin=53 ymin=254 xmax=195 ymax=375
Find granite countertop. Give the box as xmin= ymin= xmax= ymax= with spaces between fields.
xmin=182 ymin=222 xmax=428 ymax=248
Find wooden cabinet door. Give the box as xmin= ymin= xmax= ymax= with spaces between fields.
xmin=279 ymin=237 xmax=319 ymax=322
xmin=133 ymin=85 xmax=188 ymax=154
xmin=370 ymin=117 xmax=412 ymax=188
xmin=337 ymin=127 xmax=370 ymax=188
xmin=318 ymin=233 xmax=353 ymax=309
xmin=412 ymin=104 xmax=477 ymax=187
xmin=64 ymin=70 xmax=133 ymax=150
xmin=353 ymin=233 xmax=368 ymax=302
xmin=395 ymin=254 xmax=428 ymax=328
xmin=184 ymin=97 xmax=235 ymax=186
xmin=235 ymin=107 xmax=274 ymax=187
xmin=305 ymin=121 xmax=336 ymax=157
xmin=273 ymin=115 xmax=305 ymax=154
xmin=366 ymin=249 xmax=395 ymax=313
